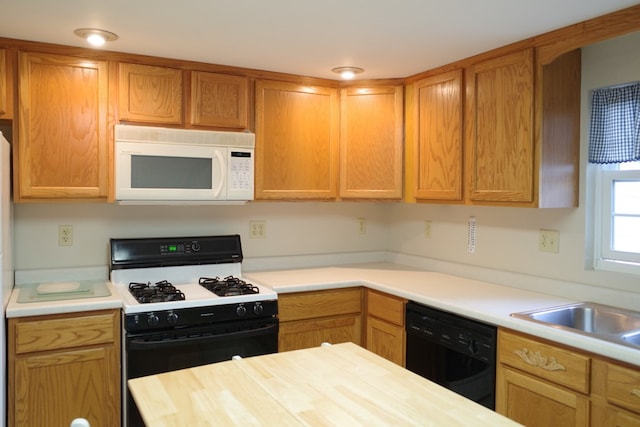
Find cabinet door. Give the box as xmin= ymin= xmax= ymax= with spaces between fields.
xmin=17 ymin=52 xmax=110 ymax=201
xmin=278 ymin=314 xmax=362 ymax=352
xmin=190 ymin=71 xmax=248 ymax=128
xmin=0 ymin=48 xmax=13 ymax=119
xmin=119 ymin=62 xmax=183 ymax=124
xmin=366 ymin=316 xmax=404 ymax=366
xmin=339 ymin=85 xmax=403 ymax=199
xmin=466 ymin=49 xmax=534 ymax=203
xmin=255 ymin=79 xmax=339 ymax=200
xmin=14 ymin=346 xmax=120 ymax=427
xmin=413 ymin=70 xmax=463 ymax=201
xmin=496 ymin=366 xmax=589 ymax=426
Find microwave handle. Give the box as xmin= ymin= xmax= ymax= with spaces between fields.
xmin=213 ymin=150 xmax=225 ymax=197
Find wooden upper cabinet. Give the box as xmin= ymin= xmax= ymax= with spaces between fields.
xmin=118 ymin=62 xmax=183 ymax=124
xmin=255 ymin=79 xmax=339 ymax=200
xmin=16 ymin=52 xmax=110 ymax=201
xmin=0 ymin=48 xmax=12 ymax=119
xmin=466 ymin=49 xmax=534 ymax=204
xmin=339 ymin=85 xmax=403 ymax=199
xmin=465 ymin=47 xmax=580 ymax=207
xmin=190 ymin=71 xmax=248 ymax=129
xmin=412 ymin=70 xmax=463 ymax=201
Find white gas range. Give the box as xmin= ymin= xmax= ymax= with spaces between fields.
xmin=109 ymin=234 xmax=279 ymax=427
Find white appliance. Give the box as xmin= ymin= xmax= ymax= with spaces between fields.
xmin=0 ymin=131 xmax=12 ymax=427
xmin=114 ymin=125 xmax=255 ymax=204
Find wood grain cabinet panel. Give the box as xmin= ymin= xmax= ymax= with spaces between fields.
xmin=466 ymin=49 xmax=534 ymax=204
xmin=498 ymin=365 xmax=590 ymax=426
xmin=278 ymin=288 xmax=362 ymax=351
xmin=119 ymin=62 xmax=183 ymax=124
xmin=190 ymin=71 xmax=248 ymax=129
xmin=364 ymin=289 xmax=406 ymax=366
xmin=497 ymin=329 xmax=640 ymax=426
xmin=255 ymin=79 xmax=339 ymax=200
xmin=8 ymin=310 xmax=121 ymax=427
xmin=16 ymin=52 xmax=110 ymax=201
xmin=465 ymin=47 xmax=580 ymax=207
xmin=412 ymin=69 xmax=463 ymax=201
xmin=0 ymin=48 xmax=13 ymax=119
xmin=339 ymin=85 xmax=403 ymax=199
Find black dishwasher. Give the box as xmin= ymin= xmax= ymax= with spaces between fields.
xmin=405 ymin=301 xmax=497 ymax=409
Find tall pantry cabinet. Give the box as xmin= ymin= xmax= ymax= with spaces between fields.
xmin=15 ymin=52 xmax=111 ymax=202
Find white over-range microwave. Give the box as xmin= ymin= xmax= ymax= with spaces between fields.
xmin=115 ymin=125 xmax=255 ymax=204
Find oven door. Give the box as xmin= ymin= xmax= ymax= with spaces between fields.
xmin=125 ymin=318 xmax=278 ymax=427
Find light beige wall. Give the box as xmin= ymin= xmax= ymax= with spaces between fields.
xmin=13 ymin=202 xmax=389 ymax=271
xmin=386 ymin=31 xmax=640 ymax=295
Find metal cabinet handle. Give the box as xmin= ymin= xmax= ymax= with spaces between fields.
xmin=514 ymin=347 xmax=566 ymax=371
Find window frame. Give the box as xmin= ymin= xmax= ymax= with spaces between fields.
xmin=594 ymin=167 xmax=640 ymax=275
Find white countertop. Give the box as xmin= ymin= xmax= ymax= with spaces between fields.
xmin=6 ymin=280 xmax=122 ymax=318
xmin=244 ymin=263 xmax=640 ymax=367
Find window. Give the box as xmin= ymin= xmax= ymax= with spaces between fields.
xmin=590 ymin=82 xmax=640 ymax=275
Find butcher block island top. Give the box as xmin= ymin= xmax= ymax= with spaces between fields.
xmin=128 ymin=342 xmax=519 ymax=426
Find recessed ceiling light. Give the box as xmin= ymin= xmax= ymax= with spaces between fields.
xmin=331 ymin=66 xmax=364 ymax=80
xmin=74 ymin=28 xmax=118 ymax=47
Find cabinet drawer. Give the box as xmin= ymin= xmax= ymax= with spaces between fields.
xmin=606 ymin=362 xmax=640 ymax=414
xmin=278 ymin=288 xmax=362 ymax=322
xmin=13 ymin=311 xmax=118 ymax=354
xmin=367 ymin=290 xmax=405 ymax=326
xmin=498 ymin=330 xmax=590 ymax=394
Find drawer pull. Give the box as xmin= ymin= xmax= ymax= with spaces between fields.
xmin=514 ymin=347 xmax=566 ymax=371
xmin=632 ymin=389 xmax=640 ymax=399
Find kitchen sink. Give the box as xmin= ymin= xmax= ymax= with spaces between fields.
xmin=511 ymin=302 xmax=640 ymax=350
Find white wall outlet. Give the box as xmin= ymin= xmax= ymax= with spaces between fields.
xmin=58 ymin=224 xmax=73 ymax=246
xmin=249 ymin=220 xmax=266 ymax=239
xmin=424 ymin=220 xmax=432 ymax=239
xmin=539 ymin=229 xmax=559 ymax=253
xmin=358 ymin=218 xmax=366 ymax=235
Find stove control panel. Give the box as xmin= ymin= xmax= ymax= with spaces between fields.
xmin=124 ymin=300 xmax=278 ymax=333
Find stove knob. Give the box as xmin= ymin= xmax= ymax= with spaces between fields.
xmin=253 ymin=302 xmax=264 ymax=315
xmin=236 ymin=304 xmax=247 ymax=317
xmin=167 ymin=312 xmax=179 ymax=325
xmin=147 ymin=313 xmax=160 ymax=327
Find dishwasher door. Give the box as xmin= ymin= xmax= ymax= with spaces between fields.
xmin=405 ymin=301 xmax=497 ymax=409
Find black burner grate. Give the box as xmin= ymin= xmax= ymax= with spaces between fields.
xmin=199 ymin=276 xmax=260 ymax=297
xmin=129 ymin=280 xmax=186 ymax=303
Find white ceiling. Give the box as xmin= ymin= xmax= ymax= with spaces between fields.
xmin=1 ymin=0 xmax=638 ymax=80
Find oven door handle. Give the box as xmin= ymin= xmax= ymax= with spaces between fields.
xmin=127 ymin=322 xmax=278 ymax=351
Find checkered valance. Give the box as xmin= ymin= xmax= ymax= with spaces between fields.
xmin=589 ymin=81 xmax=640 ymax=164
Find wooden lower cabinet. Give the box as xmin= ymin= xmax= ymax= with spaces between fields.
xmin=365 ymin=289 xmax=406 ymax=366
xmin=498 ymin=365 xmax=589 ymax=426
xmin=497 ymin=328 xmax=640 ymax=426
xmin=278 ymin=287 xmax=363 ymax=352
xmin=8 ymin=309 xmax=121 ymax=427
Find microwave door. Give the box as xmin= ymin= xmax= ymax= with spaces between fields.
xmin=116 ymin=142 xmax=227 ymax=201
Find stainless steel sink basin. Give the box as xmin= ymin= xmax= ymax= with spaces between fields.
xmin=511 ymin=302 xmax=640 ymax=350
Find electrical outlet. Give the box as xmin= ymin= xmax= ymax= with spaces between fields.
xmin=424 ymin=220 xmax=432 ymax=239
xmin=358 ymin=218 xmax=366 ymax=235
xmin=249 ymin=220 xmax=266 ymax=239
xmin=58 ymin=225 xmax=73 ymax=246
xmin=539 ymin=229 xmax=559 ymax=253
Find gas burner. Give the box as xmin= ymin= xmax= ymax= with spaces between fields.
xmin=199 ymin=275 xmax=260 ymax=297
xmin=129 ymin=281 xmax=186 ymax=304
